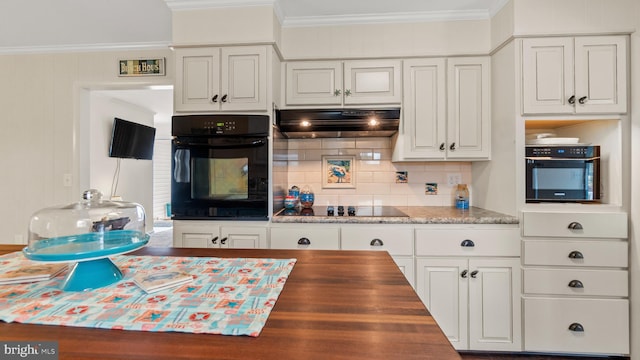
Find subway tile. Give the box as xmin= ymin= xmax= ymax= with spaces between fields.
xmin=322 ymin=138 xmax=355 ymax=149
xmin=373 ymin=195 xmax=407 ymax=207
xmin=355 ymin=137 xmax=390 ymax=149
xmin=357 ymin=183 xmax=390 ymax=195
xmin=372 ymin=171 xmax=396 ymax=183
xmin=288 ymin=139 xmax=323 ymax=150
xmin=338 ymin=195 xmax=373 ymax=206
xmin=357 ymin=171 xmax=374 ymax=183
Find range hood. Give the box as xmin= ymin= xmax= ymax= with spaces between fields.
xmin=276 ymin=108 xmax=400 ymax=139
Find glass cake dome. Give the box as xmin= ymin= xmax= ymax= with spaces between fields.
xmin=23 ymin=189 xmax=149 ymax=291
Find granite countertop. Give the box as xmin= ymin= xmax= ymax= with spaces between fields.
xmin=271 ymin=206 xmax=519 ymax=224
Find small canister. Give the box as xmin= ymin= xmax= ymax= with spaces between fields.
xmin=284 ymin=196 xmax=297 ymax=209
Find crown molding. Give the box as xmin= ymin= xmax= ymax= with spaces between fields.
xmin=281 ymin=9 xmax=491 ymax=28
xmin=489 ymin=0 xmax=511 ymax=17
xmin=164 ymin=0 xmax=276 ymax=11
xmin=0 ymin=41 xmax=171 ymax=55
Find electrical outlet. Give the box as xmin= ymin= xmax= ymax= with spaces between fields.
xmin=63 ymin=173 xmax=72 ymax=187
xmin=447 ymin=173 xmax=462 ymax=186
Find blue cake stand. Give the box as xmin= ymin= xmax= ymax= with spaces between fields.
xmin=23 ymin=230 xmax=149 ymax=292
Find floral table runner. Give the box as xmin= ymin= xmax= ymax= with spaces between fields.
xmin=0 ymin=252 xmax=296 ymax=337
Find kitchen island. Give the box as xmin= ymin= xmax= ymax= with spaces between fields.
xmin=0 ymin=245 xmax=460 ymax=360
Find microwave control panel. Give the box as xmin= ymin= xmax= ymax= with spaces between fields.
xmin=526 ymin=145 xmax=600 ymax=158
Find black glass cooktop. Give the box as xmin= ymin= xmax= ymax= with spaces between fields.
xmin=277 ymin=206 xmax=408 ymax=217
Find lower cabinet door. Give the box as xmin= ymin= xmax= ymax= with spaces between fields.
xmin=468 ymin=258 xmax=522 ymax=351
xmin=524 ymin=297 xmax=629 ymax=355
xmin=392 ymin=256 xmax=415 ymax=289
xmin=416 ymin=258 xmax=468 ymax=350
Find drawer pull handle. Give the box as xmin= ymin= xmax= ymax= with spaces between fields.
xmin=297 ymin=237 xmax=311 ymax=245
xmin=220 ymin=237 xmax=228 ymax=245
xmin=460 ymin=239 xmax=475 ymax=247
xmin=470 ymin=270 xmax=479 ymax=278
xmin=370 ymin=238 xmax=384 ymax=246
xmin=569 ymin=323 xmax=585 ymax=332
xmin=211 ymin=236 xmax=219 ymax=245
xmin=460 ymin=270 xmax=468 ymax=278
xmin=568 ymin=251 xmax=584 ymax=259
xmin=568 ymin=222 xmax=583 ymax=230
xmin=568 ymin=280 xmax=584 ymax=288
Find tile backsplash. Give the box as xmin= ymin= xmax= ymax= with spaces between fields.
xmin=285 ymin=138 xmax=472 ymax=207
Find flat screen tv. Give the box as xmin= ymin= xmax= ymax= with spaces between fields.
xmin=109 ymin=117 xmax=156 ymax=160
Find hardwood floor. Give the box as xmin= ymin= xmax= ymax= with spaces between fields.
xmin=459 ymin=353 xmax=629 ymax=360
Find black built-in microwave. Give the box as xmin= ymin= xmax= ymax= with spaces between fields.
xmin=525 ymin=145 xmax=600 ymax=203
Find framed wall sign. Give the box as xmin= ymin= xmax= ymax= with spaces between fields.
xmin=119 ymin=58 xmax=165 ymax=77
xmin=322 ymin=155 xmax=356 ymax=189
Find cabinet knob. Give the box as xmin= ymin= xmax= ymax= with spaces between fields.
xmin=470 ymin=270 xmax=479 ymax=278
xmin=568 ymin=280 xmax=584 ymax=288
xmin=568 ymin=250 xmax=584 ymax=259
xmin=220 ymin=237 xmax=228 ymax=245
xmin=439 ymin=143 xmax=446 ymax=151
xmin=212 ymin=94 xmax=219 ymax=103
xmin=334 ymin=89 xmax=341 ymax=96
xmin=568 ymin=323 xmax=585 ymax=332
xmin=211 ymin=236 xmax=219 ymax=245
xmin=461 ymin=239 xmax=475 ymax=247
xmin=221 ymin=94 xmax=228 ymax=103
xmin=344 ymin=89 xmax=351 ymax=96
xmin=449 ymin=142 xmax=456 ymax=151
xmin=297 ymin=237 xmax=311 ymax=245
xmin=568 ymin=95 xmax=576 ymax=105
xmin=370 ymin=238 xmax=384 ymax=246
xmin=578 ymin=96 xmax=588 ymax=104
xmin=568 ymin=222 xmax=583 ymax=230
xmin=461 ymin=270 xmax=468 ymax=278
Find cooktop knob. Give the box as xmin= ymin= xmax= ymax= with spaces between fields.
xmin=347 ymin=206 xmax=356 ymax=216
xmin=337 ymin=206 xmax=344 ymax=216
xmin=327 ymin=206 xmax=334 ymax=216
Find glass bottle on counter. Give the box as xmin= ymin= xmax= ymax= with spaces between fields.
xmin=455 ymin=184 xmax=469 ymax=210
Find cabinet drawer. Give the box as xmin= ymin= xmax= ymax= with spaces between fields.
xmin=524 ymin=298 xmax=629 ymax=354
xmin=523 ymin=240 xmax=628 ymax=267
xmin=270 ymin=227 xmax=340 ymax=250
xmin=341 ymin=227 xmax=413 ymax=256
xmin=415 ymin=228 xmax=519 ymax=257
xmin=522 ymin=212 xmax=627 ymax=238
xmin=523 ymin=268 xmax=628 ymax=297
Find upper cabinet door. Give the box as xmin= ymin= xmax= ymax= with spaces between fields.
xmin=286 ymin=61 xmax=343 ymax=105
xmin=522 ymin=36 xmax=627 ymax=115
xmin=574 ymin=36 xmax=627 ymax=114
xmin=522 ymin=38 xmax=575 ymax=114
xmin=175 ymin=48 xmax=221 ymax=112
xmin=447 ymin=57 xmax=491 ymax=159
xmin=220 ymin=46 xmax=268 ymax=111
xmin=402 ymin=58 xmax=447 ymax=159
xmin=343 ymin=60 xmax=402 ymax=105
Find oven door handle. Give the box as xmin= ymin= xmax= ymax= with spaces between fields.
xmin=175 ymin=139 xmax=267 ymax=149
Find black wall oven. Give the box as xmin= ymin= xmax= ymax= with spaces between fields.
xmin=171 ymin=114 xmax=269 ymax=220
xmin=526 ymin=145 xmax=600 ymax=203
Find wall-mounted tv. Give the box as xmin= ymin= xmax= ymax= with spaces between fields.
xmin=109 ymin=117 xmax=156 ymax=160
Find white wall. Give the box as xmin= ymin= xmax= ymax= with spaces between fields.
xmin=89 ymin=94 xmax=155 ymax=232
xmin=0 ymin=49 xmax=173 ymax=244
xmin=281 ymin=19 xmax=491 ymax=59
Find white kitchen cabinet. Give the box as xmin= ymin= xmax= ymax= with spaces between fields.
xmin=175 ymin=46 xmax=267 ymax=112
xmin=522 ymin=36 xmax=627 ymax=115
xmin=521 ymin=210 xmax=629 ymax=356
xmin=399 ymin=57 xmax=490 ymax=161
xmin=415 ymin=226 xmax=521 ymax=351
xmin=173 ymin=220 xmax=268 ymax=248
xmin=341 ymin=225 xmax=414 ymax=288
xmin=285 ymin=60 xmax=401 ymax=106
xmin=270 ymin=225 xmax=340 ymax=250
